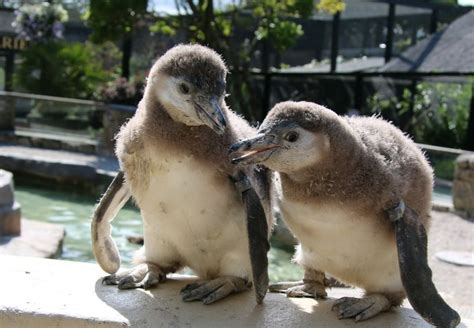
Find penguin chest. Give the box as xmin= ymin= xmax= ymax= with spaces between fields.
xmin=281 ymin=200 xmax=401 ymax=291
xmin=133 ymin=150 xmax=250 ymax=277
xmin=138 ymin=151 xmax=244 ymax=228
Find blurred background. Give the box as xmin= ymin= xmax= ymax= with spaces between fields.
xmin=0 ymin=0 xmax=473 ymax=291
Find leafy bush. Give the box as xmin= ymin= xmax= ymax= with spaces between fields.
xmin=99 ymin=77 xmax=144 ymax=106
xmin=13 ymin=2 xmax=112 ymax=100
xmin=368 ymin=82 xmax=471 ymax=148
xmin=15 ymin=42 xmax=109 ymax=99
xmin=13 ymin=2 xmax=68 ymax=42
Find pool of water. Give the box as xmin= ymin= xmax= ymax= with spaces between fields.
xmin=14 ymin=183 xmax=303 ymax=282
xmin=14 ymin=181 xmax=452 ymax=283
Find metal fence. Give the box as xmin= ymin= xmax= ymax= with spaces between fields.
xmin=0 ymin=88 xmax=472 ymax=183
xmin=247 ymin=71 xmax=474 ymax=150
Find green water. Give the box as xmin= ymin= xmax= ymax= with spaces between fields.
xmin=14 ymin=181 xmax=451 ymax=282
xmin=14 ymin=183 xmax=303 ymax=282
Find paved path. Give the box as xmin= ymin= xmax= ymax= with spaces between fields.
xmin=428 ymin=211 xmax=474 ymax=319
xmin=0 ymin=143 xmax=119 ymax=182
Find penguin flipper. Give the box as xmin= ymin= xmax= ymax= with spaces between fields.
xmin=91 ymin=171 xmax=131 ymax=274
xmin=234 ymin=171 xmax=270 ymax=304
xmin=388 ymin=201 xmax=461 ymax=328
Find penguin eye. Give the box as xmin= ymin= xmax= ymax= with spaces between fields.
xmin=285 ymin=131 xmax=299 ymax=143
xmin=179 ymin=83 xmax=190 ymax=94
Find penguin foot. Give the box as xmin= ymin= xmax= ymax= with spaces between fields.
xmin=269 ymin=281 xmax=327 ymax=299
xmin=331 ymin=294 xmax=391 ymax=321
xmin=180 ymin=276 xmax=250 ymax=305
xmin=102 ymin=263 xmax=165 ymax=290
xmin=270 ymin=269 xmax=328 ymax=299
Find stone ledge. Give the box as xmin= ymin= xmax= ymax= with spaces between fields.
xmin=0 ymin=219 xmax=64 ymax=258
xmin=0 ymin=144 xmax=119 ymax=186
xmin=0 ymin=255 xmax=472 ymax=328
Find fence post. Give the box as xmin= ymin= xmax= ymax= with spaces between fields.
xmin=261 ymin=39 xmax=271 ymax=121
xmin=465 ymin=83 xmax=474 ymax=151
xmin=384 ymin=3 xmax=396 ymax=63
xmin=0 ymin=54 xmax=16 ymax=134
xmin=354 ymin=73 xmax=364 ymax=113
xmin=430 ymin=8 xmax=439 ymax=34
xmin=5 ymin=53 xmax=14 ymax=92
xmin=0 ymin=94 xmax=15 ymax=134
xmin=330 ymin=12 xmax=340 ymax=73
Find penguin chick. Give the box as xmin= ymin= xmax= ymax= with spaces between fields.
xmin=95 ymin=44 xmax=273 ymax=304
xmin=229 ymin=101 xmax=433 ymax=321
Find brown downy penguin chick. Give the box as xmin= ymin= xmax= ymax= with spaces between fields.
xmin=229 ymin=101 xmax=456 ymax=323
xmin=91 ymin=44 xmax=273 ymax=304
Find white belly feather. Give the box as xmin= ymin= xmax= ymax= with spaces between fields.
xmin=281 ymin=200 xmax=403 ymax=293
xmin=131 ymin=148 xmax=251 ymax=280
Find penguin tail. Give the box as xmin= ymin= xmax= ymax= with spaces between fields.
xmin=91 ymin=171 xmax=131 ymax=274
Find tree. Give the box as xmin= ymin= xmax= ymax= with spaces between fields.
xmin=149 ymin=0 xmax=315 ymax=121
xmin=86 ymin=0 xmax=148 ymax=79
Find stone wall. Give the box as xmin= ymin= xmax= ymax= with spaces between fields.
xmin=453 ymin=153 xmax=474 ymax=218
xmin=99 ymin=105 xmax=134 ymax=156
xmin=0 ymin=169 xmax=21 ymax=236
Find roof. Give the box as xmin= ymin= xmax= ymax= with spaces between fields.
xmin=312 ymin=0 xmax=431 ymax=21
xmin=379 ymin=10 xmax=474 ymax=73
xmin=280 ymin=56 xmax=385 ymax=73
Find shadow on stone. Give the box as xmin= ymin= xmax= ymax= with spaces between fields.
xmin=93 ymin=273 xmax=436 ymax=328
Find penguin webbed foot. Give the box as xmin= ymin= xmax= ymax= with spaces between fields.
xmin=180 ymin=276 xmax=250 ymax=305
xmin=102 ymin=263 xmax=165 ymax=290
xmin=269 ymin=280 xmax=327 ymax=299
xmin=331 ymin=294 xmax=391 ymax=322
xmin=270 ymin=269 xmax=328 ymax=299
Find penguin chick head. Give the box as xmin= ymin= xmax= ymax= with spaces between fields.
xmin=148 ymin=44 xmax=228 ymax=134
xmin=230 ymin=101 xmax=337 ymax=173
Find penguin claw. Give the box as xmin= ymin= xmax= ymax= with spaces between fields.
xmin=181 ymin=276 xmax=250 ymax=304
xmin=269 ymin=277 xmax=327 ymax=299
xmin=102 ymin=263 xmax=165 ymax=290
xmin=269 ymin=281 xmax=327 ymax=299
xmin=332 ymin=294 xmax=391 ymax=321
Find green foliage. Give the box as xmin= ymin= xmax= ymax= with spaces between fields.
xmin=250 ymin=0 xmax=313 ymax=51
xmin=15 ymin=42 xmax=109 ymax=99
xmin=316 ymin=0 xmax=346 ymax=15
xmin=368 ymin=82 xmax=471 ymax=148
xmin=149 ymin=19 xmax=177 ymax=36
xmin=432 ymin=158 xmax=455 ymax=180
xmin=255 ymin=19 xmax=304 ymax=52
xmin=147 ymin=0 xmax=346 ymax=121
xmin=86 ymin=41 xmax=122 ymax=77
xmin=86 ymin=0 xmax=148 ymax=42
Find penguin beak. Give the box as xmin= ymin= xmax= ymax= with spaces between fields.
xmin=194 ymin=96 xmax=227 ymax=135
xmin=229 ymin=133 xmax=281 ymax=165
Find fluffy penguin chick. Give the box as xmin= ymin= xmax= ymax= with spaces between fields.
xmin=230 ymin=101 xmax=433 ymax=321
xmin=101 ymin=44 xmax=273 ymax=304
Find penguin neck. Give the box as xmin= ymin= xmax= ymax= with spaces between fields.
xmin=138 ymin=90 xmax=234 ymax=173
xmin=280 ymin=122 xmax=364 ymax=201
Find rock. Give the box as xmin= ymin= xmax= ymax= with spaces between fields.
xmin=0 ymin=219 xmax=64 ymax=258
xmin=0 ymin=202 xmax=21 ymax=236
xmin=0 ymin=169 xmax=21 ymax=236
xmin=435 ymin=251 xmax=474 ymax=267
xmin=453 ymin=153 xmax=474 ymax=217
xmin=0 ymin=169 xmax=14 ymax=207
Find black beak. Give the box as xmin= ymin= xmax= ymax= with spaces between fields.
xmin=229 ymin=134 xmax=280 ymax=165
xmin=194 ymin=96 xmax=227 ymax=135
